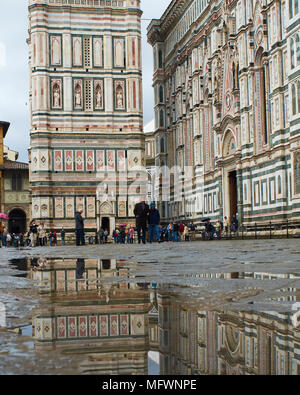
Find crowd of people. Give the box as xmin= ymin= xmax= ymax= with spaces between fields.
xmin=0 ymin=220 xmax=66 ymax=248
xmin=0 ymin=203 xmax=239 ymax=248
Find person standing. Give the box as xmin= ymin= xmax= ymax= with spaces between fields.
xmin=98 ymin=227 xmax=104 ymax=244
xmin=129 ymin=227 xmax=135 ymax=244
xmin=126 ymin=227 xmax=131 ymax=244
xmin=104 ymin=229 xmax=109 ymax=243
xmin=224 ymin=216 xmax=230 ymax=235
xmin=75 ymin=210 xmax=85 ymax=246
xmin=148 ymin=202 xmax=160 ymax=243
xmin=134 ymin=200 xmax=150 ymax=244
xmin=183 ymin=224 xmax=190 ymax=241
xmin=205 ymin=219 xmax=215 ymax=240
xmin=30 ymin=220 xmax=38 ymax=247
xmin=2 ymin=227 xmax=8 ymax=248
xmin=0 ymin=222 xmax=4 ymax=248
xmin=189 ymin=222 xmax=196 ymax=241
xmin=167 ymin=222 xmax=173 ymax=242
xmin=231 ymin=215 xmax=239 ymax=233
xmin=215 ymin=220 xmax=222 ymax=240
xmin=179 ymin=221 xmax=185 ymax=241
xmin=61 ymin=227 xmax=66 ymax=246
xmin=172 ymin=222 xmax=179 ymax=242
xmin=37 ymin=222 xmax=45 ymax=246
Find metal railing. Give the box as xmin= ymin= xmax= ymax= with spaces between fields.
xmin=224 ymin=220 xmax=300 ymax=240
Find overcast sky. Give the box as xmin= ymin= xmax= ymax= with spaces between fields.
xmin=0 ymin=0 xmax=170 ymax=162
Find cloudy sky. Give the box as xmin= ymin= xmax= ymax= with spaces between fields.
xmin=0 ymin=0 xmax=170 ymax=162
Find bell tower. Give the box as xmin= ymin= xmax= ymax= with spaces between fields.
xmin=28 ymin=0 xmax=145 ymax=235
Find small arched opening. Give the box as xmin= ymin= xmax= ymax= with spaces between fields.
xmin=9 ymin=209 xmax=26 ymax=235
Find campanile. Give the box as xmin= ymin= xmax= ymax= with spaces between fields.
xmin=28 ymin=0 xmax=144 ymax=235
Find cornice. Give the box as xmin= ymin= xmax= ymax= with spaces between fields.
xmin=147 ymin=0 xmax=193 ymax=45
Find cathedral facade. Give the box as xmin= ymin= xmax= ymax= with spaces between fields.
xmin=28 ymin=0 xmax=145 ymax=235
xmin=147 ymin=0 xmax=300 ymax=226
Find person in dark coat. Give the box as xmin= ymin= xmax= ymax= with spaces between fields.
xmin=231 ymin=215 xmax=239 ymax=232
xmin=134 ymin=200 xmax=150 ymax=244
xmin=148 ymin=202 xmax=160 ymax=243
xmin=75 ymin=210 xmax=85 ymax=246
xmin=205 ymin=219 xmax=215 ymax=240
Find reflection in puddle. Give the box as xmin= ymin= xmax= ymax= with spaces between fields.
xmin=3 ymin=258 xmax=300 ymax=375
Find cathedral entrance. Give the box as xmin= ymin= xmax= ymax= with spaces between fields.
xmin=101 ymin=217 xmax=110 ymax=234
xmin=228 ymin=170 xmax=238 ymax=221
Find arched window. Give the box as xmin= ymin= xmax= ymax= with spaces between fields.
xmin=290 ymin=0 xmax=299 ymax=18
xmin=296 ymin=34 xmax=300 ymax=65
xmin=253 ymin=48 xmax=268 ymax=151
xmin=291 ymin=37 xmax=295 ymax=69
xmin=159 ymin=109 xmax=164 ymax=127
xmin=159 ymin=85 xmax=164 ymax=102
xmin=292 ymin=83 xmax=297 ymax=115
xmin=158 ymin=49 xmax=163 ymax=69
xmin=160 ymin=137 xmax=165 ymax=153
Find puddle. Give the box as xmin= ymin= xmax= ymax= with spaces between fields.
xmin=1 ymin=257 xmax=300 ymax=375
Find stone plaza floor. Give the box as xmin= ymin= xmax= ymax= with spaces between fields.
xmin=0 ymin=239 xmax=300 ymax=374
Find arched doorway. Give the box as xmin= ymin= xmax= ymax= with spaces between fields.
xmin=9 ymin=209 xmax=26 ymax=234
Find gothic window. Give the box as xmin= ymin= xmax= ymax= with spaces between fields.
xmin=294 ymin=152 xmax=300 ymax=195
xmin=291 ymin=38 xmax=296 ymax=69
xmin=83 ymin=37 xmax=91 ymax=68
xmin=84 ymin=79 xmax=92 ymax=111
xmin=297 ymin=34 xmax=300 ymax=65
xmin=159 ymin=109 xmax=164 ymax=128
xmin=159 ymin=85 xmax=164 ymax=103
xmin=290 ymin=0 xmax=299 ymax=18
xmin=160 ymin=137 xmax=165 ymax=153
xmin=253 ymin=48 xmax=268 ymax=151
xmin=292 ymin=83 xmax=297 ymax=115
xmin=158 ymin=49 xmax=163 ymax=69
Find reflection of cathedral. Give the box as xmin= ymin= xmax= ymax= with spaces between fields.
xmin=147 ymin=0 xmax=300 ymax=227
xmin=25 ymin=261 xmax=300 ymax=375
xmin=30 ymin=259 xmax=158 ymax=375
xmin=158 ymin=285 xmax=300 ymax=375
xmin=28 ymin=0 xmax=144 ymax=237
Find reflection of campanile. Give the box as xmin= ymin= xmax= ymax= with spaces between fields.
xmin=28 ymin=0 xmax=145 ymax=235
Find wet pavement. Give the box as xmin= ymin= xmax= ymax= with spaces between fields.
xmin=0 ymin=239 xmax=300 ymax=375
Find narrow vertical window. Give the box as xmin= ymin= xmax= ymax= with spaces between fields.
xmin=84 ymin=79 xmax=92 ymax=110
xmin=158 ymin=49 xmax=163 ymax=69
xmin=290 ymin=0 xmax=294 ymax=18
xmin=292 ymin=84 xmax=297 ymax=115
xmin=296 ymin=34 xmax=300 ymax=65
xmin=291 ymin=38 xmax=295 ymax=69
xmin=83 ymin=37 xmax=91 ymax=68
xmin=159 ymin=85 xmax=164 ymax=102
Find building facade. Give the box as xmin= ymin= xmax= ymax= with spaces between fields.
xmin=2 ymin=157 xmax=30 ymax=234
xmin=147 ymin=0 xmax=300 ymax=226
xmin=28 ymin=0 xmax=145 ymax=236
xmin=0 ymin=122 xmax=30 ymax=234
